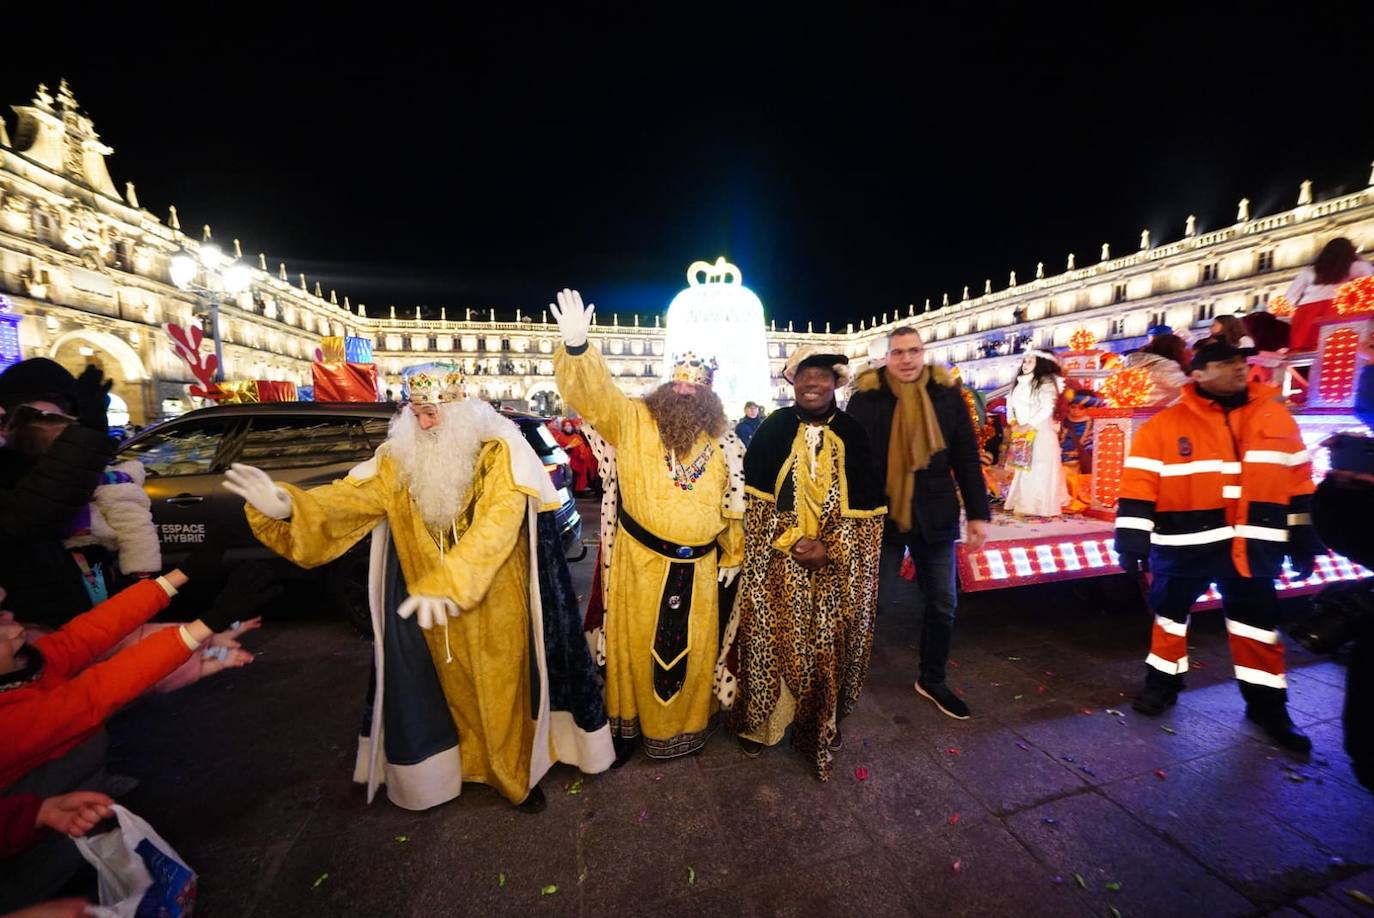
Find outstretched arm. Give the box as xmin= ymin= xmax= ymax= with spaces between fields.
xmin=550 ymin=288 xmax=638 ymax=446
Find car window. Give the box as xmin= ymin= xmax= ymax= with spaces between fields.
xmin=520 ymin=422 xmax=559 ymax=457
xmin=236 ymin=416 xmax=377 ymax=470
xmin=120 ymin=418 xmax=239 ymax=477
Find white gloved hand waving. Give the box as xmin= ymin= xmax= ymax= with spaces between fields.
xmin=718 ymin=566 xmax=740 ymax=588
xmin=223 ymin=463 xmax=293 ymax=520
xmin=396 ymin=595 xmax=459 ymax=630
xmin=549 ymin=288 xmax=595 ymax=348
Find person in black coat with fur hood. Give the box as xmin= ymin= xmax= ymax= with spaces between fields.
xmin=845 ymin=327 xmax=990 ymax=721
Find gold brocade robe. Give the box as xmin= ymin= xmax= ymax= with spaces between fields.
xmin=555 ymin=344 xmax=744 ymax=757
xmin=246 ymin=438 xmax=541 ymax=804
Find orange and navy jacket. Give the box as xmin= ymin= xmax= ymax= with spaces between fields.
xmin=0 ymin=579 xmax=186 ymax=790
xmin=1114 ymin=381 xmax=1322 ymax=579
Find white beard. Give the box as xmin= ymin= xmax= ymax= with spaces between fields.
xmin=386 ymin=400 xmax=513 ymax=532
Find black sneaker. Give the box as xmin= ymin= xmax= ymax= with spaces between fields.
xmin=612 ymin=735 xmax=638 ymax=769
xmin=1132 ymin=682 xmax=1179 ymax=717
xmin=915 ymin=679 xmax=971 ymax=720
xmin=828 ymin=729 xmax=843 ymax=751
xmin=738 ymin=737 xmax=765 ymax=758
xmin=1245 ymin=706 xmax=1313 ymax=754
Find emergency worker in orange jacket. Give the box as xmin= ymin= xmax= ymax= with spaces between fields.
xmin=1114 ymin=340 xmax=1322 ymax=752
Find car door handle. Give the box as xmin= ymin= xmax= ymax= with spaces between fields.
xmin=165 ymin=495 xmax=204 ymax=506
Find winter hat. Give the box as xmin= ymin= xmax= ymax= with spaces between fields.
xmin=0 ymin=358 xmax=78 ymax=414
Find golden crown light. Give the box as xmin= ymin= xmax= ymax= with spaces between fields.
xmin=669 ymin=352 xmax=718 ymax=387
xmin=406 ymin=365 xmax=467 ymax=404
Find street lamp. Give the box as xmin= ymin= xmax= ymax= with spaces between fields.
xmin=170 ymin=240 xmax=250 ymax=382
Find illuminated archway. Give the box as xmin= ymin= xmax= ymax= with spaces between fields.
xmin=48 ymin=330 xmax=148 ymax=381
xmin=49 ymin=329 xmax=150 ymax=425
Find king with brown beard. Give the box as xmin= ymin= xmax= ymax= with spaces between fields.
xmin=224 ymin=365 xmax=613 ymax=813
xmin=552 ymin=288 xmax=746 ymax=763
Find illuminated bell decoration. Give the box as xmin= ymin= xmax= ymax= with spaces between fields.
xmin=662 ymin=258 xmax=772 ymax=418
xmin=1068 ymin=328 xmax=1098 ymax=352
xmin=1267 ymin=294 xmax=1295 ymax=317
xmin=1333 ymin=275 xmax=1374 ymax=316
xmin=1099 ymin=367 xmax=1153 ymax=408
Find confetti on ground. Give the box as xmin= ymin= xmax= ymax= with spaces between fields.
xmin=566 ymin=776 xmax=584 ymax=795
xmin=638 ymin=807 xmax=650 ymax=823
xmin=1052 ymin=875 xmax=1064 ymax=885
xmin=863 ymin=738 xmax=872 ymax=748
xmin=1013 ymin=694 xmax=1024 ymax=701
xmin=951 ymin=859 xmax=963 ymax=874
xmin=946 ymin=747 xmax=962 ymax=756
xmin=1007 ymin=656 xmax=1022 ymax=661
xmin=1037 ymin=685 xmax=1047 ymax=694
xmin=1154 ymin=769 xmax=1168 ymax=781
xmin=1105 ymin=709 xmax=1124 ymax=717
xmin=1074 ymin=873 xmax=1086 ymax=889
xmin=1111 ymin=909 xmax=1123 ymax=918
xmin=1105 ymin=881 xmax=1122 ymax=892
xmin=1160 ymin=725 xmax=1178 ymax=735
xmin=949 ymin=660 xmax=960 ymax=669
xmin=1346 ymin=889 xmax=1374 ymax=906
xmin=1016 ymin=742 xmax=1031 ymax=751
xmin=1061 ymin=755 xmax=1076 ymax=763
xmin=1079 ymin=708 xmax=1095 ymax=716
xmin=687 ymin=867 xmax=696 ymax=886
xmin=311 ymin=873 xmax=329 ymax=890
xmin=991 ymin=682 xmax=1003 ymax=688
xmin=394 ymin=835 xmax=409 ymax=843
xmin=854 ymin=766 xmax=871 ymax=781
xmin=541 ymin=885 xmax=558 ymax=896
xmin=955 ymin=688 xmax=967 ymax=698
xmin=1041 ymin=817 xmax=1057 ymax=826
xmin=653 ymin=773 xmax=664 ymax=782
xmin=498 ymin=873 xmax=507 ymax=887
xmin=1044 ymin=671 xmax=1056 ymax=677
xmin=1080 ymin=765 xmax=1097 ymax=777
xmin=948 ymin=813 xmax=961 ymax=825
xmin=1285 ymin=772 xmax=1309 ymax=783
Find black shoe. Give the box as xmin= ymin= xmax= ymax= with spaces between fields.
xmin=1132 ymin=683 xmax=1179 ymax=717
xmin=1246 ymin=707 xmax=1313 ymax=754
xmin=828 ymin=729 xmax=843 ymax=751
xmin=915 ymin=679 xmax=971 ymax=720
xmin=738 ymin=737 xmax=764 ymax=758
xmin=515 ymin=785 xmax=546 ymax=814
xmin=612 ymin=736 xmax=638 ymax=769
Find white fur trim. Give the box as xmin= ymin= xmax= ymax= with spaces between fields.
xmin=354 ymin=734 xmax=464 ymax=811
xmin=548 ymin=712 xmax=615 ymax=775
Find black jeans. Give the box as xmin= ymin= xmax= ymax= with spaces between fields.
xmin=882 ymin=536 xmax=959 ymax=685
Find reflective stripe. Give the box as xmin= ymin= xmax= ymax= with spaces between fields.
xmin=1222 ymin=485 xmax=1242 ymax=499
xmin=1159 ymin=459 xmax=1232 ymax=477
xmin=1146 ymin=653 xmax=1189 ymax=675
xmin=1244 ymin=449 xmax=1311 ymax=467
xmin=1221 ymin=462 xmax=1243 ymax=475
xmin=1288 ymin=513 xmax=1312 ymax=526
xmin=1155 ymin=615 xmax=1188 ymax=637
xmin=1233 ymin=665 xmax=1287 ymax=689
xmin=1234 ymin=524 xmax=1289 ymax=543
xmin=1151 ymin=526 xmax=1235 ymax=546
xmin=1225 ymin=619 xmax=1281 ymax=645
xmin=1124 ymin=456 xmax=1163 ymax=474
xmin=1116 ymin=516 xmax=1155 ymax=532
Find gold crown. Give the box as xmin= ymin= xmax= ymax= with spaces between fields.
xmin=670 ymin=352 xmax=717 ymax=387
xmin=405 ymin=365 xmax=466 ymax=404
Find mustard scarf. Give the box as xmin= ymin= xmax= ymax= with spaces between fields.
xmin=886 ymin=368 xmax=946 ymax=533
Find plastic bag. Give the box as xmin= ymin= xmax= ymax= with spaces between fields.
xmin=1007 ymin=428 xmax=1037 ymax=472
xmin=75 ymin=805 xmax=197 ymax=917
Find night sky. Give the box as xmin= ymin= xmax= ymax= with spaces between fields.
xmin=4 ymin=7 xmax=1372 ymax=327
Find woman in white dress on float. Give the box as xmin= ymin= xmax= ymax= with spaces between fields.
xmin=1004 ymin=350 xmax=1069 ymax=518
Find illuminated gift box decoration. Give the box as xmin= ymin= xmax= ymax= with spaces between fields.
xmin=319 ymin=336 xmax=347 ymax=363
xmin=1085 ymin=407 xmax=1161 ymax=519
xmin=1309 ymin=314 xmax=1374 ymax=408
xmin=344 ymin=336 xmax=373 ymax=364
xmin=312 ymin=362 xmax=380 ymax=402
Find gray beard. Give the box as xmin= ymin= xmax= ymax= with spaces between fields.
xmin=386 ymin=403 xmax=484 ymax=532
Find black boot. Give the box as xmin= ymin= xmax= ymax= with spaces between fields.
xmin=1240 ymin=683 xmax=1312 ymax=754
xmin=516 ymin=784 xmax=546 ymax=814
xmin=1132 ymin=667 xmax=1181 ymax=716
xmin=612 ymin=734 xmax=638 ymax=768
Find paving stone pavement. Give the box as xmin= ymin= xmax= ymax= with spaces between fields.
xmin=104 ymin=532 xmax=1372 ymax=917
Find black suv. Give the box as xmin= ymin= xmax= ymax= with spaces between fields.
xmin=117 ymin=402 xmax=583 ymax=630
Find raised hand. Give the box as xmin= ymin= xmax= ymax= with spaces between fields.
xmin=549 ymin=288 xmax=595 ymax=348
xmin=223 ymin=463 xmax=292 ymax=520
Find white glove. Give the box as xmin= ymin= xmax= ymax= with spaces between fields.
xmin=396 ymin=595 xmax=459 ymax=630
xmin=718 ymin=566 xmax=740 ymax=588
xmin=549 ymin=288 xmax=595 ymax=348
xmin=223 ymin=463 xmax=292 ymax=520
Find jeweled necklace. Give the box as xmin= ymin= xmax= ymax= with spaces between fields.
xmin=664 ymin=441 xmax=714 ymax=491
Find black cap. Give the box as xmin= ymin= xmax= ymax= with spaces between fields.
xmin=0 ymin=357 xmax=78 ymax=413
xmin=1189 ymin=339 xmax=1256 ymax=371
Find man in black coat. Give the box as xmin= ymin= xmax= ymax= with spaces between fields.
xmin=846 ymin=327 xmax=990 ymax=719
xmin=0 ymin=358 xmax=116 ymax=627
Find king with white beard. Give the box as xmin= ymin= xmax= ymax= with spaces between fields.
xmin=224 ymin=366 xmax=613 ymax=813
